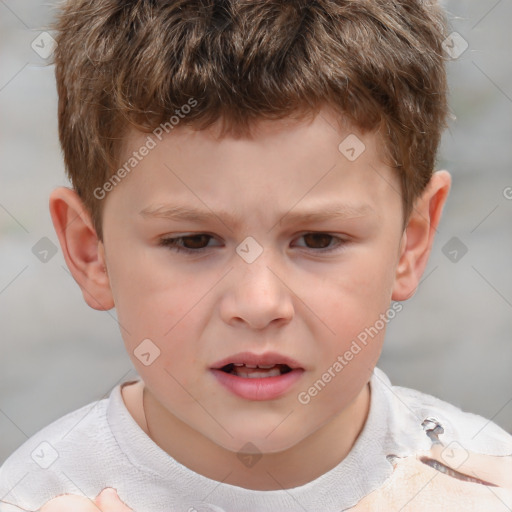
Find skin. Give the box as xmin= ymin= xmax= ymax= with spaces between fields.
xmin=48 ymin=106 xmax=453 ymax=501
xmin=39 ymin=488 xmax=132 ymax=512
xmin=39 ymin=453 xmax=512 ymax=512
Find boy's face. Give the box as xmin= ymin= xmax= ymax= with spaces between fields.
xmin=97 ymin=106 xmax=407 ymax=454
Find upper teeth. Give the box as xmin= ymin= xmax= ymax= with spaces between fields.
xmin=233 ymin=363 xmax=278 ymax=369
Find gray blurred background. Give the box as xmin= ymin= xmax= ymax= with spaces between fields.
xmin=1 ymin=0 xmax=511 ymax=464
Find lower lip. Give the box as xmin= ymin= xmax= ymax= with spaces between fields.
xmin=210 ymin=368 xmax=305 ymax=401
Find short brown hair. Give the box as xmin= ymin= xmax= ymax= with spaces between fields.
xmin=52 ymin=0 xmax=450 ymax=240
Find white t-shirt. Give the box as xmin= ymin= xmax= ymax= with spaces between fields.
xmin=1 ymin=367 xmax=511 ymax=512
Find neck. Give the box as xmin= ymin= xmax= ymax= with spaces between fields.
xmin=139 ymin=381 xmax=371 ymax=490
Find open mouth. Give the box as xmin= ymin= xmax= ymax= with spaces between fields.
xmin=211 ymin=356 xmax=305 ymax=399
xmin=219 ymin=363 xmax=293 ymax=378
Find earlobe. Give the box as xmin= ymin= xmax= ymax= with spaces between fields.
xmin=392 ymin=170 xmax=451 ymax=301
xmin=49 ymin=186 xmax=114 ymax=311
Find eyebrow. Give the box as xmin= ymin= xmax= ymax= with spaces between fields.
xmin=139 ymin=201 xmax=375 ymax=228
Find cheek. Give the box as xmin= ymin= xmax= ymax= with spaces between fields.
xmin=106 ymin=248 xmax=209 ymax=362
xmin=320 ymin=251 xmax=396 ymax=327
xmin=303 ymin=246 xmax=396 ymax=391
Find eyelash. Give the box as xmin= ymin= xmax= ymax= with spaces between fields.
xmin=158 ymin=233 xmax=348 ymax=255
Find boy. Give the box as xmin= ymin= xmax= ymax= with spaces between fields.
xmin=1 ymin=0 xmax=512 ymax=510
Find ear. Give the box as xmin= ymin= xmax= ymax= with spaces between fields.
xmin=392 ymin=170 xmax=451 ymax=301
xmin=49 ymin=186 xmax=114 ymax=311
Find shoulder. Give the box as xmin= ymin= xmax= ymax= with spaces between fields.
xmin=372 ymin=367 xmax=512 ymax=456
xmin=349 ymin=450 xmax=512 ymax=512
xmin=396 ymin=380 xmax=512 ymax=454
xmin=351 ymin=369 xmax=512 ymax=511
xmin=0 ymin=390 xmax=112 ymax=510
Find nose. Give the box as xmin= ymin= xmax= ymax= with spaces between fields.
xmin=219 ymin=249 xmax=294 ymax=330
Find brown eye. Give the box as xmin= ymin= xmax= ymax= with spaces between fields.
xmin=180 ymin=235 xmax=211 ymax=249
xmin=302 ymin=233 xmax=334 ymax=249
xmin=294 ymin=233 xmax=347 ymax=253
xmin=159 ymin=234 xmax=216 ymax=253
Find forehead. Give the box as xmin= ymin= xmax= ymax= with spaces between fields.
xmin=111 ymin=107 xmax=400 ymax=223
xmin=121 ymin=105 xmax=386 ymax=160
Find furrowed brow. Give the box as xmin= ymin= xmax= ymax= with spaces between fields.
xmin=139 ymin=202 xmax=375 ymax=227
